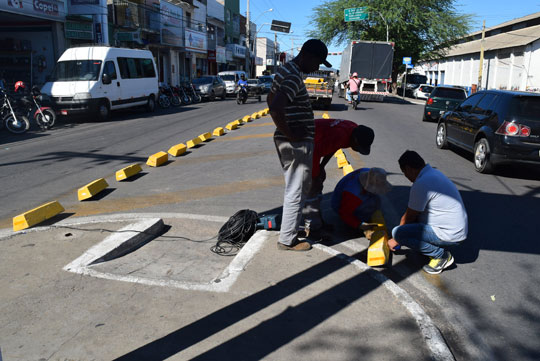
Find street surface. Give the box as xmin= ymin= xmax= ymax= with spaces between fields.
xmin=1 ymin=94 xmax=539 ymax=360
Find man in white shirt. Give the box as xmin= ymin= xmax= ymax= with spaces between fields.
xmin=387 ymin=150 xmax=468 ymax=274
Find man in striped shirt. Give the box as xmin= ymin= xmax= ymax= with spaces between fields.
xmin=268 ymin=39 xmax=332 ymax=251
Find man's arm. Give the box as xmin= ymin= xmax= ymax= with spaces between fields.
xmin=388 ymin=207 xmax=421 ymax=251
xmin=267 ymin=91 xmax=300 ymax=142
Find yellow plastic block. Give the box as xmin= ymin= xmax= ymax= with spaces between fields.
xmin=168 ymin=143 xmax=187 ymax=157
xmin=226 ymin=122 xmax=238 ymax=130
xmin=257 ymin=110 xmax=265 ymax=117
xmin=367 ymin=229 xmax=390 ymax=266
xmin=146 ymin=151 xmax=168 ymax=167
xmin=198 ymin=132 xmax=212 ymax=142
xmin=264 ymin=108 xmax=269 ymax=114
xmin=336 ymin=154 xmax=348 ymax=168
xmin=242 ymin=115 xmax=252 ymax=123
xmin=334 ymin=149 xmax=344 ymax=157
xmin=343 ymin=164 xmax=354 ymax=176
xmin=78 ymin=178 xmax=109 ymax=201
xmin=232 ymin=119 xmax=241 ymax=126
xmin=322 ymin=112 xmax=330 ymax=119
xmin=12 ymin=201 xmax=65 ymax=231
xmin=187 ymin=138 xmax=202 ymax=148
xmin=213 ymin=127 xmax=225 ymax=136
xmin=251 ymin=112 xmax=260 ymax=119
xmin=116 ymin=163 xmax=142 ymax=181
xmin=304 ymin=77 xmax=324 ymax=84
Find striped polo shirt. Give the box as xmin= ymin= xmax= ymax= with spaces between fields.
xmin=270 ymin=61 xmax=314 ymax=142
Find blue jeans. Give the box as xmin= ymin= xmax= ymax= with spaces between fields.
xmin=392 ymin=223 xmax=461 ymax=259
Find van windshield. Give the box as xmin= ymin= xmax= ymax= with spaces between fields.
xmin=220 ymin=75 xmax=235 ymax=81
xmin=51 ymin=60 xmax=103 ymax=81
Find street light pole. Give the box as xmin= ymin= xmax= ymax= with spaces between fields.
xmin=377 ymin=11 xmax=389 ymax=42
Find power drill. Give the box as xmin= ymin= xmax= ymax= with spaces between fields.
xmin=256 ymin=214 xmax=279 ymax=230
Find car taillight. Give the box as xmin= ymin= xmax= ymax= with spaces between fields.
xmin=495 ymin=121 xmax=531 ymax=137
xmin=427 ymin=98 xmax=433 ymax=105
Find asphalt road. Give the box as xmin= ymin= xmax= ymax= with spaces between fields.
xmin=1 ymin=94 xmax=539 ymax=360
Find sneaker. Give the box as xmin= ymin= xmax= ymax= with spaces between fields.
xmin=277 ymin=240 xmax=312 ymax=251
xmin=423 ymin=251 xmax=454 ymax=274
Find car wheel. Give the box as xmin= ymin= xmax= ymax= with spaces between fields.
xmin=146 ymin=95 xmax=156 ymax=112
xmin=474 ymin=138 xmax=494 ymax=174
xmin=97 ymin=100 xmax=110 ymax=121
xmin=436 ymin=122 xmax=449 ymax=149
xmin=221 ymin=90 xmax=226 ymax=100
xmin=210 ymin=91 xmax=216 ymax=101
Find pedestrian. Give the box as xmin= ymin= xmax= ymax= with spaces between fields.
xmin=331 ymin=167 xmax=392 ymax=230
xmin=303 ymin=118 xmax=374 ymax=233
xmin=346 ymin=72 xmax=360 ymax=103
xmin=388 ymin=150 xmax=468 ymax=274
xmin=268 ymin=39 xmax=332 ymax=251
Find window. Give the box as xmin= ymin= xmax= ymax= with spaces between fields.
xmin=509 ymin=96 xmax=540 ymax=119
xmin=51 ymin=60 xmax=102 ymax=81
xmin=432 ymin=87 xmax=467 ymax=100
xmin=103 ymin=61 xmax=117 ymax=80
xmin=117 ymin=57 xmax=155 ymax=79
xmin=473 ymin=94 xmax=498 ymax=114
xmin=457 ymin=93 xmax=483 ymax=112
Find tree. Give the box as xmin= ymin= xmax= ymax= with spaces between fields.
xmin=309 ymin=0 xmax=472 ymax=85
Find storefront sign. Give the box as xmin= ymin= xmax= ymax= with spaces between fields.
xmin=160 ymin=0 xmax=183 ymax=47
xmin=216 ymin=46 xmax=226 ymax=63
xmin=226 ymin=44 xmax=246 ymax=59
xmin=1 ymin=0 xmax=66 ymax=21
xmin=207 ymin=50 xmax=216 ymax=62
xmin=65 ymin=21 xmax=93 ymax=40
xmin=67 ymin=0 xmax=100 ymax=16
xmin=185 ymin=28 xmax=207 ymax=53
xmin=116 ymin=29 xmax=143 ymax=44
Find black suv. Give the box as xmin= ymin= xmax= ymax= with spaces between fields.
xmin=436 ymin=90 xmax=540 ymax=173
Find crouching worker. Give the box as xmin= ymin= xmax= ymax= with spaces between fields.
xmin=387 ymin=150 xmax=468 ymax=275
xmin=330 ymin=167 xmax=392 ymax=231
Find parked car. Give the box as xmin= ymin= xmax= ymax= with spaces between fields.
xmin=257 ymin=75 xmax=274 ymax=93
xmin=436 ymin=90 xmax=540 ymax=173
xmin=423 ymin=86 xmax=467 ymax=122
xmin=413 ymin=84 xmax=434 ymax=99
xmin=247 ymin=79 xmax=265 ymax=95
xmin=191 ymin=76 xmax=226 ymax=101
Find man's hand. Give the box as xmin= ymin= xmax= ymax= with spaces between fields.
xmin=387 ymin=238 xmax=400 ymax=252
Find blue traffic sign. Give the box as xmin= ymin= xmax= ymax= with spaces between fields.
xmin=402 ymin=57 xmax=412 ymax=65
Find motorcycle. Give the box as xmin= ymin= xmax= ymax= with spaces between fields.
xmin=162 ymin=84 xmax=181 ymax=107
xmin=158 ymin=86 xmax=171 ymax=108
xmin=0 ymin=88 xmax=30 ymax=134
xmin=349 ymin=91 xmax=360 ymax=110
xmin=29 ymin=86 xmax=56 ymax=130
xmin=173 ymin=84 xmax=192 ymax=105
xmin=184 ymin=82 xmax=201 ymax=104
xmin=236 ymin=84 xmax=248 ymax=104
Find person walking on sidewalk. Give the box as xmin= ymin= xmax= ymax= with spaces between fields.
xmin=304 ymin=119 xmax=374 ymax=233
xmin=268 ymin=39 xmax=332 ymax=251
xmin=387 ymin=150 xmax=468 ymax=274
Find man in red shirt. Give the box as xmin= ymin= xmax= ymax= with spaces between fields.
xmin=303 ymin=118 xmax=374 ymax=233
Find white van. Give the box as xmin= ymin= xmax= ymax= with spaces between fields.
xmin=41 ymin=46 xmax=159 ymax=121
xmin=218 ymin=70 xmax=247 ymax=96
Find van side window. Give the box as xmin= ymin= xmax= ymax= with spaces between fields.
xmin=103 ymin=61 xmax=117 ymax=80
xmin=117 ymin=58 xmax=129 ymax=79
xmin=117 ymin=57 xmax=155 ymax=79
xmin=140 ymin=59 xmax=156 ymax=78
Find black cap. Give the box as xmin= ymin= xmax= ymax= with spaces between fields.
xmin=352 ymin=125 xmax=374 ymax=155
xmin=301 ymin=39 xmax=332 ymax=68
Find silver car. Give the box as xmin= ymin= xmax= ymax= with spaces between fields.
xmin=413 ymin=84 xmax=435 ymax=100
xmin=192 ymin=76 xmax=226 ymax=101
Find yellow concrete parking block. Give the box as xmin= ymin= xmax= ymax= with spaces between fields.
xmin=322 ymin=112 xmax=330 ymax=119
xmin=146 ymin=151 xmax=169 ymax=166
xmin=213 ymin=127 xmax=225 ymax=136
xmin=343 ymin=164 xmax=354 ymax=176
xmin=226 ymin=122 xmax=238 ymax=130
xmin=242 ymin=115 xmax=252 ymax=123
xmin=78 ymin=178 xmax=109 ymax=201
xmin=116 ymin=163 xmax=143 ymax=181
xmin=198 ymin=132 xmax=212 ymax=142
xmin=336 ymin=154 xmax=348 ymax=168
xmin=232 ymin=119 xmax=241 ymax=126
xmin=334 ymin=149 xmax=344 ymax=157
xmin=168 ymin=143 xmax=187 ymax=157
xmin=12 ymin=201 xmax=65 ymax=231
xmin=187 ymin=138 xmax=202 ymax=148
xmin=251 ymin=112 xmax=260 ymax=119
xmin=367 ymin=210 xmax=390 ymax=267
xmin=257 ymin=110 xmax=265 ymax=117
xmin=263 ymin=108 xmax=269 ymax=115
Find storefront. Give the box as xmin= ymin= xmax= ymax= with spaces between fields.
xmin=185 ymin=27 xmax=207 ymax=78
xmin=225 ymin=43 xmax=246 ymax=71
xmin=0 ymin=0 xmax=66 ymax=88
xmin=160 ymin=0 xmax=184 ymax=85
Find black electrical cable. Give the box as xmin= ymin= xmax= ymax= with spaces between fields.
xmin=211 ymin=210 xmax=258 ymax=256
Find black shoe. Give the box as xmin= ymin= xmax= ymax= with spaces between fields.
xmin=423 ymin=251 xmax=454 ymax=274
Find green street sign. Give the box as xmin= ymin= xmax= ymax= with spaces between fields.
xmin=344 ymin=7 xmax=368 ymax=22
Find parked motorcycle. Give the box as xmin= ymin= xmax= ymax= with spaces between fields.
xmin=158 ymin=86 xmax=171 ymax=108
xmin=173 ymin=84 xmax=191 ymax=105
xmin=28 ymin=86 xmax=56 ymax=130
xmin=0 ymin=88 xmax=29 ymax=134
xmin=184 ymin=82 xmax=201 ymax=104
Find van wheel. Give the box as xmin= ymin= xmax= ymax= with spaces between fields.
xmin=146 ymin=95 xmax=156 ymax=112
xmin=474 ymin=138 xmax=494 ymax=174
xmin=97 ymin=100 xmax=110 ymax=121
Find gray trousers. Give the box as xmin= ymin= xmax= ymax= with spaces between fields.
xmin=274 ymin=139 xmax=313 ymax=245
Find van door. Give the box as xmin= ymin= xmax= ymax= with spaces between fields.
xmin=101 ymin=60 xmax=121 ymax=108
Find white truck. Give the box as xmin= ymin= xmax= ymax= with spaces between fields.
xmin=339 ymin=40 xmax=394 ymax=102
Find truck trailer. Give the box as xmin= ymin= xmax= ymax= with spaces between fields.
xmin=339 ymin=40 xmax=394 ymax=102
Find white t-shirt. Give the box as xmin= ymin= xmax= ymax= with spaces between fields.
xmin=408 ymin=164 xmax=468 ymax=241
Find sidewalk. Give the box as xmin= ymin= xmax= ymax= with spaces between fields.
xmin=0 ymin=109 xmax=453 ymax=361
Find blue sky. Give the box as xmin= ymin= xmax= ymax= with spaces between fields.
xmin=241 ymin=0 xmax=540 ymax=69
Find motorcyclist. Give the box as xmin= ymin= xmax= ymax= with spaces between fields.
xmin=237 ymin=74 xmax=249 ymax=101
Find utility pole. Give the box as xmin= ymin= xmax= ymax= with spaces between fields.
xmin=477 ymin=20 xmax=486 ymax=92
xmin=274 ymin=32 xmax=277 ymax=73
xmin=246 ymin=0 xmax=250 ymax=76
